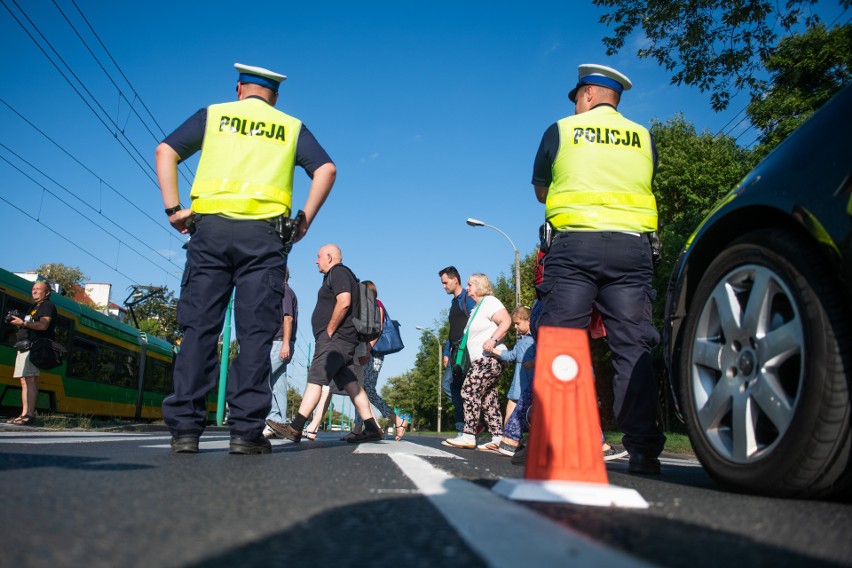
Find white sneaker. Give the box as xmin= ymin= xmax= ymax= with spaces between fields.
xmin=262 ymin=426 xmax=278 ymax=439
xmin=603 ymin=445 xmax=628 ymax=461
xmin=442 ymin=433 xmax=476 ymax=448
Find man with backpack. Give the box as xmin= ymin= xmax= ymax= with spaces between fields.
xmin=267 ymin=244 xmax=384 ymax=443
xmin=438 ymin=266 xmax=477 ymax=436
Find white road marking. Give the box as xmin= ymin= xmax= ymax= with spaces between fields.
xmin=354 ymin=439 xmax=462 ymax=459
xmin=389 ymin=452 xmax=653 ymax=567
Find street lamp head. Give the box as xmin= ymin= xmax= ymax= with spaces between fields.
xmin=466 ymin=218 xmax=485 ymax=227
xmin=415 ymin=326 xmax=428 ymax=331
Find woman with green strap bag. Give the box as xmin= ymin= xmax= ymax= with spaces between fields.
xmin=444 ymin=273 xmax=512 ymax=450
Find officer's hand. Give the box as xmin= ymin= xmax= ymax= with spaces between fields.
xmin=168 ymin=209 xmax=195 ymax=234
xmin=442 ymin=355 xmax=448 ymax=368
xmin=294 ymin=215 xmax=309 ymax=243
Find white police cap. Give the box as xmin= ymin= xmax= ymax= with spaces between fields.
xmin=568 ymin=63 xmax=632 ymax=102
xmin=234 ymin=63 xmax=287 ymax=93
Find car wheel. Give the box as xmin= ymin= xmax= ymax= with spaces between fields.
xmin=680 ymin=228 xmax=851 ymax=498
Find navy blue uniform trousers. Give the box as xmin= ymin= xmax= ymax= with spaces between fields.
xmin=537 ymin=231 xmax=665 ymax=458
xmin=163 ymin=214 xmax=286 ymax=439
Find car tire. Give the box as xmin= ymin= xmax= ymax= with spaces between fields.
xmin=679 ymin=228 xmax=851 ymax=498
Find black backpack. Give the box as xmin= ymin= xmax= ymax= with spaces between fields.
xmin=328 ymin=265 xmax=381 ymax=342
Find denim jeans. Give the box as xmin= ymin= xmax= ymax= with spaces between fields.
xmin=442 ymin=363 xmax=464 ymax=433
xmin=266 ymin=340 xmax=289 ymax=422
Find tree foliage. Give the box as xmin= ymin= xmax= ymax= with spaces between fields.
xmin=35 ymin=263 xmax=87 ymax=299
xmin=748 ymin=23 xmax=852 ymax=157
xmin=128 ymin=286 xmax=180 ymax=343
xmin=592 ymin=0 xmax=846 ymax=110
xmin=650 ymin=114 xmax=756 ymax=308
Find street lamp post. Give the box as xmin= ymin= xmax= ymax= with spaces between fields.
xmin=416 ymin=326 xmax=442 ymax=433
xmin=466 ymin=217 xmax=521 ymax=308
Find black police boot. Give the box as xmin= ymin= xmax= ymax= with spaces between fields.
xmin=229 ymin=435 xmax=272 ymax=455
xmin=628 ymin=454 xmax=662 ymax=474
xmin=171 ymin=434 xmax=200 ymax=454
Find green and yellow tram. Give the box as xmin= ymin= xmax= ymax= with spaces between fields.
xmin=1 ymin=267 xmax=177 ymax=420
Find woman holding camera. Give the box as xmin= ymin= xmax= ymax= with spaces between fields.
xmin=7 ymin=280 xmax=56 ymax=425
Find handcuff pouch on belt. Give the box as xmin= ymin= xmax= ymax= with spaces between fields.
xmin=271 ymin=210 xmax=306 ymax=253
xmin=539 ymin=221 xmax=554 ymax=253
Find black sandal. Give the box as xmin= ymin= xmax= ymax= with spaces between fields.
xmin=395 ymin=418 xmax=408 ymax=441
xmin=13 ymin=415 xmax=35 ymax=425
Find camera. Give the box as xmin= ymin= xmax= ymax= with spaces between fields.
xmin=4 ymin=309 xmax=21 ymax=324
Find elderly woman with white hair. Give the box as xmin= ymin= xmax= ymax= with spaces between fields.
xmin=444 ymin=273 xmax=512 ymax=450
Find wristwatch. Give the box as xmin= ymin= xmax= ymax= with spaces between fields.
xmin=164 ymin=205 xmax=182 ymax=216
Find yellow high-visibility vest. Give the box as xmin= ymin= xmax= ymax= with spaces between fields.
xmin=191 ymin=98 xmax=301 ymax=219
xmin=546 ymin=105 xmax=657 ymax=232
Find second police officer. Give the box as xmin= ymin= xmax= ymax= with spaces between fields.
xmin=532 ymin=64 xmax=666 ymax=474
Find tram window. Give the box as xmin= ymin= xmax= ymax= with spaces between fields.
xmin=164 ymin=362 xmax=173 ymax=393
xmin=96 ymin=347 xmax=115 ymax=384
xmin=114 ymin=353 xmax=138 ymax=388
xmin=146 ymin=360 xmax=165 ymax=394
xmin=68 ymin=337 xmax=97 ymax=380
xmin=54 ymin=316 xmax=72 ymax=347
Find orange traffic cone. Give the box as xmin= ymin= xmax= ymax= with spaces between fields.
xmin=524 ymin=326 xmax=607 ymax=483
xmin=492 ymin=326 xmax=648 ymax=508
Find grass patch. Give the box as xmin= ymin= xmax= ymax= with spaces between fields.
xmin=34 ymin=413 xmax=141 ymax=431
xmin=605 ymin=431 xmax=694 ymax=455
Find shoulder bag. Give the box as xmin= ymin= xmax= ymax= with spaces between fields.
xmin=29 ymin=338 xmax=68 ymax=370
xmin=373 ymin=304 xmax=404 ymax=356
xmin=452 ymin=300 xmax=483 ymax=381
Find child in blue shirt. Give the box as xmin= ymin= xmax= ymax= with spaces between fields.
xmin=489 ymin=306 xmax=535 ymax=454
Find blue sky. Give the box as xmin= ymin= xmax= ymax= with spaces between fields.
xmin=1 ymin=1 xmax=845 ymax=396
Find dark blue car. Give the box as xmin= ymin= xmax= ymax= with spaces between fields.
xmin=663 ymin=84 xmax=852 ymax=498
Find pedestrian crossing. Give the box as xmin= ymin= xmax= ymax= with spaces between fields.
xmin=0 ymin=428 xmax=702 ymax=468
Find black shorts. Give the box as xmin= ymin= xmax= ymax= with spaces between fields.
xmin=307 ymin=333 xmax=359 ymax=391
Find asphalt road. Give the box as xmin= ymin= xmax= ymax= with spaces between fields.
xmin=1 ymin=425 xmax=850 ymax=567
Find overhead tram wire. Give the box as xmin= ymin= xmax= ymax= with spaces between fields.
xmin=47 ymin=0 xmax=161 ymax=143
xmin=0 ymin=195 xmax=145 ymax=286
xmin=0 ymin=97 xmax=181 ymax=245
xmin=3 ymin=0 xmax=159 ymax=186
xmin=49 ymin=0 xmax=195 ymax=185
xmin=0 ymin=143 xmax=184 ymax=275
xmin=68 ymin=0 xmax=171 ymax=141
xmin=0 ymin=152 xmax=182 ymax=284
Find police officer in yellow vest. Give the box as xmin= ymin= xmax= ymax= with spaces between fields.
xmin=532 ymin=64 xmax=665 ymax=474
xmin=156 ymin=63 xmax=336 ymax=455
